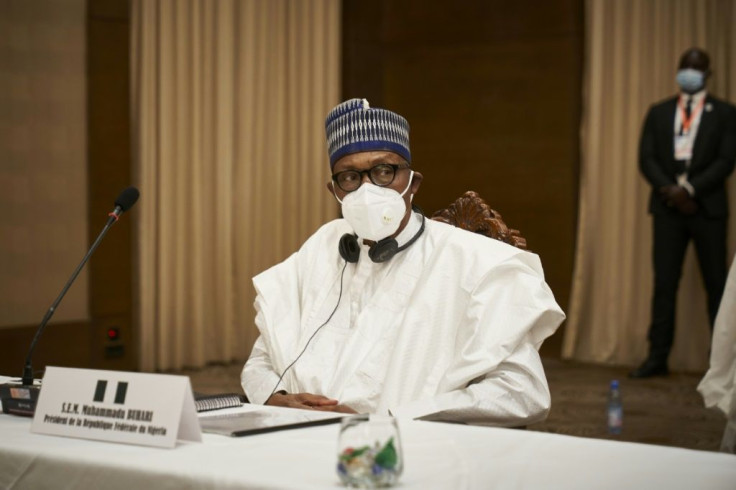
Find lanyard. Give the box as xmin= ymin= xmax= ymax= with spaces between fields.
xmin=678 ymin=96 xmax=705 ymax=135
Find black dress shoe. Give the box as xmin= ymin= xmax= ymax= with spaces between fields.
xmin=628 ymin=359 xmax=669 ymax=378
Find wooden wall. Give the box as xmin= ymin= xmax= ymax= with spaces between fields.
xmin=343 ymin=0 xmax=583 ymax=355
xmin=1 ymin=0 xmax=582 ymax=375
xmin=0 ymin=0 xmax=135 ymax=376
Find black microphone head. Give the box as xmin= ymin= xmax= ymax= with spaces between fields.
xmin=114 ymin=186 xmax=140 ymax=212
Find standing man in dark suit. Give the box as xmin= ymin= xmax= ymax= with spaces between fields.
xmin=631 ymin=47 xmax=736 ymax=378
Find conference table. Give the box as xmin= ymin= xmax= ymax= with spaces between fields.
xmin=1 ymin=401 xmax=735 ymax=489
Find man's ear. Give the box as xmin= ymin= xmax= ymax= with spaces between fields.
xmin=410 ymin=171 xmax=423 ymax=195
xmin=326 ymin=181 xmax=334 ymax=194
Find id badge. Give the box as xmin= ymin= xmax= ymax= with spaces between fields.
xmin=674 ymin=134 xmax=693 ymax=160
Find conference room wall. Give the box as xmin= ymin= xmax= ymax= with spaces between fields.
xmin=0 ymin=0 xmax=135 ymax=376
xmin=342 ymin=0 xmax=583 ymax=356
xmin=1 ymin=0 xmax=581 ymax=376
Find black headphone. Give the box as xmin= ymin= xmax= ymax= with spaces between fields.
xmin=339 ymin=207 xmax=426 ymax=263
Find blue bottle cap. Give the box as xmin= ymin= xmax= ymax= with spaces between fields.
xmin=611 ymin=379 xmax=619 ymax=388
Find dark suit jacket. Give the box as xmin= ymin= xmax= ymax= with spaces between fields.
xmin=639 ymin=94 xmax=736 ymax=217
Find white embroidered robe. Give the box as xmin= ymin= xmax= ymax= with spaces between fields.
xmin=242 ymin=212 xmax=565 ymax=426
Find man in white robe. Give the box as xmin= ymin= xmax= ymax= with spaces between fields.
xmin=242 ymin=98 xmax=565 ymax=426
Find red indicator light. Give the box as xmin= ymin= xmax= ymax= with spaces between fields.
xmin=107 ymin=327 xmax=120 ymax=341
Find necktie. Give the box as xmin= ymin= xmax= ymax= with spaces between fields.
xmin=680 ymin=97 xmax=692 ymax=135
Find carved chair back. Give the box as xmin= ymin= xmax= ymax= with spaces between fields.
xmin=431 ymin=191 xmax=527 ymax=250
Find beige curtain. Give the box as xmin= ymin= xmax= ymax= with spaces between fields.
xmin=563 ymin=0 xmax=736 ymax=371
xmin=131 ymin=0 xmax=340 ymax=372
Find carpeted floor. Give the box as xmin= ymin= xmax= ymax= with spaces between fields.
xmin=182 ymin=358 xmax=727 ymax=453
xmin=528 ymin=358 xmax=725 ymax=451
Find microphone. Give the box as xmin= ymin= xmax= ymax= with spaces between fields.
xmin=0 ymin=187 xmax=139 ymax=416
xmin=109 ymin=186 xmax=140 ymax=223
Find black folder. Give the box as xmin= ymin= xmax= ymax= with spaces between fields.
xmin=198 ymin=408 xmax=343 ymax=437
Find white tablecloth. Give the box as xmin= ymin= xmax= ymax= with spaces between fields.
xmin=1 ymin=403 xmax=735 ymax=489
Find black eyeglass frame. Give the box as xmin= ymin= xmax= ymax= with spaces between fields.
xmin=331 ymin=163 xmax=410 ymax=192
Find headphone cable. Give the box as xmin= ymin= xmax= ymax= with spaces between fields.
xmin=263 ymin=260 xmax=349 ymax=405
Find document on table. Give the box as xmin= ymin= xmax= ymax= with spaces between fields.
xmin=198 ymin=404 xmax=343 ymax=437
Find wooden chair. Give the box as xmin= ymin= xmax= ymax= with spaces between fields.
xmin=431 ymin=191 xmax=527 ymax=250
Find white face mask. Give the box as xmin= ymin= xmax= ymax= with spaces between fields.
xmin=335 ymin=171 xmax=414 ymax=241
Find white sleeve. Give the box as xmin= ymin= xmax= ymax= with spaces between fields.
xmin=389 ymin=343 xmax=551 ymax=426
xmin=391 ymin=252 xmax=563 ymax=426
xmin=241 ymin=334 xmax=285 ymax=405
xmin=240 ymin=252 xmax=302 ymax=405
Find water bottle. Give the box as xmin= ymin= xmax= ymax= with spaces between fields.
xmin=607 ymin=379 xmax=623 ymax=435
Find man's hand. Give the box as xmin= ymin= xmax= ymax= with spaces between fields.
xmin=314 ymin=404 xmax=358 ymax=414
xmin=676 ymin=197 xmax=698 ymax=215
xmin=265 ymin=392 xmax=339 ymax=410
xmin=265 ymin=392 xmax=358 ymax=413
xmin=658 ymin=185 xmax=698 ymax=215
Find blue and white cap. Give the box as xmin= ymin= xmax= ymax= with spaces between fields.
xmin=325 ymin=98 xmax=411 ymax=168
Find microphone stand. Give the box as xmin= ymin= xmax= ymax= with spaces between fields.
xmin=21 ymin=210 xmax=123 ymax=386
xmin=0 ymin=209 xmax=125 ymax=416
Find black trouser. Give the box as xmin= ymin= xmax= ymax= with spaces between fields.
xmin=648 ymin=211 xmax=728 ymax=362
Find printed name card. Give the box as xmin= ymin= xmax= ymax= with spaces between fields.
xmin=31 ymin=367 xmax=202 ymax=448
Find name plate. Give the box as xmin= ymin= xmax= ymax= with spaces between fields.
xmin=31 ymin=366 xmax=202 ymax=448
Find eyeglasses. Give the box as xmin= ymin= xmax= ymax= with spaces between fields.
xmin=331 ymin=163 xmax=409 ymax=192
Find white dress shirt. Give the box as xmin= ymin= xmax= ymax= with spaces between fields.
xmin=674 ymin=89 xmax=707 ymax=196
